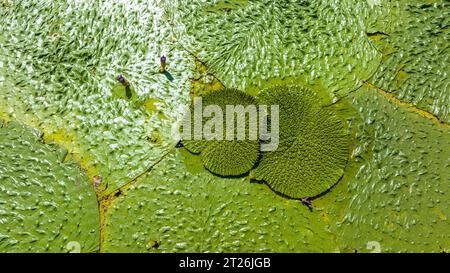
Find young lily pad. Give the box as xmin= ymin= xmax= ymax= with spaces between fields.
xmin=250 ymin=85 xmax=350 ymax=198
xmin=182 ymin=88 xmax=260 ymax=176
xmin=201 ymin=140 xmax=260 ymax=176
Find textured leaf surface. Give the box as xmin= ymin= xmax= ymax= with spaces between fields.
xmin=370 ymin=0 xmax=450 ymax=122
xmin=103 ymin=151 xmax=337 ymax=252
xmin=183 ymin=89 xmax=260 ymax=176
xmin=333 ymin=87 xmax=450 ymax=252
xmin=0 ymin=0 xmax=194 ymax=195
xmin=0 ymin=122 xmax=99 ymax=252
xmin=251 ymin=85 xmax=349 ymax=198
xmin=0 ymin=0 xmax=448 ymax=253
xmin=167 ymin=0 xmax=389 ymax=98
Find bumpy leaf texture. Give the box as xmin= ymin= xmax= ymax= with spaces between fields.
xmin=251 ymin=85 xmax=349 ymax=198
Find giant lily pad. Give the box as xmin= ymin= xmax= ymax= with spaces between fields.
xmin=0 ymin=121 xmax=99 ymax=252
xmin=369 ymin=0 xmax=450 ymax=122
xmin=0 ymin=0 xmax=448 ymax=253
xmin=165 ymin=0 xmax=389 ymax=98
xmin=333 ymin=87 xmax=450 ymax=252
xmin=0 ymin=0 xmax=195 ymax=196
xmin=103 ymin=151 xmax=337 ymax=252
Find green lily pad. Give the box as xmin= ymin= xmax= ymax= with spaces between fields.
xmin=166 ymin=0 xmax=388 ymax=98
xmin=334 ymin=87 xmax=450 ymax=252
xmin=370 ymin=0 xmax=450 ymax=122
xmin=250 ymin=85 xmax=350 ymax=198
xmin=0 ymin=0 xmax=448 ymax=253
xmin=201 ymin=140 xmax=260 ymax=176
xmin=0 ymin=121 xmax=99 ymax=252
xmin=103 ymin=151 xmax=337 ymax=252
xmin=182 ymin=89 xmax=260 ymax=176
xmin=0 ymin=0 xmax=195 ymax=196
